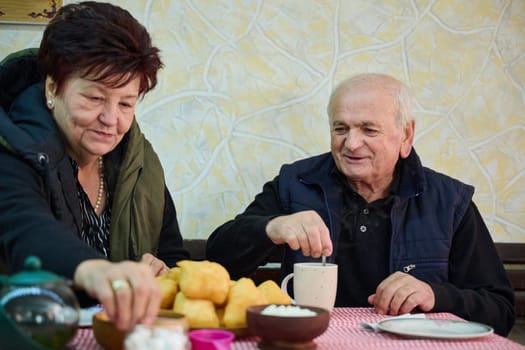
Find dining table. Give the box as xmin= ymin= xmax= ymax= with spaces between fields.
xmin=69 ymin=307 xmax=525 ymax=350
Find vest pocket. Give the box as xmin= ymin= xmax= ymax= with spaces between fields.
xmin=402 ymin=261 xmax=448 ymax=283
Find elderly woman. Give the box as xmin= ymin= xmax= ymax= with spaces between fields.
xmin=0 ymin=2 xmax=189 ymax=330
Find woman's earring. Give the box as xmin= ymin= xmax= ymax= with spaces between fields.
xmin=47 ymin=99 xmax=53 ymax=108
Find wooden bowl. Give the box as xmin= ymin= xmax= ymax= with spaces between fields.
xmin=92 ymin=310 xmax=188 ymax=350
xmin=246 ymin=304 xmax=330 ymax=346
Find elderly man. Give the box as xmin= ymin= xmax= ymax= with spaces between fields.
xmin=206 ymin=73 xmax=515 ymax=336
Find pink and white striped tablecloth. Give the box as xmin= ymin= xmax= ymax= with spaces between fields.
xmin=69 ymin=307 xmax=525 ymax=350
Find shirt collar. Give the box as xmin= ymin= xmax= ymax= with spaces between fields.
xmin=331 ymin=160 xmax=402 ymax=197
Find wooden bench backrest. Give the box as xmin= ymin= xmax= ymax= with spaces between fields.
xmin=495 ymin=243 xmax=525 ymax=317
xmin=183 ymin=239 xmax=207 ymax=261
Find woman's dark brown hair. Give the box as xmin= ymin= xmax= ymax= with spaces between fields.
xmin=38 ymin=1 xmax=163 ymax=96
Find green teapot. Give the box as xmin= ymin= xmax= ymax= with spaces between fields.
xmin=0 ymin=256 xmax=79 ymax=350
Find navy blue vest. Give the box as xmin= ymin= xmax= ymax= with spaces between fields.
xmin=277 ymin=150 xmax=474 ymax=284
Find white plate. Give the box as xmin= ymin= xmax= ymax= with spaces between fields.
xmin=376 ymin=318 xmax=494 ymax=339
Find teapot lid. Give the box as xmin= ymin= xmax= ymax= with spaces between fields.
xmin=5 ymin=256 xmax=64 ymax=286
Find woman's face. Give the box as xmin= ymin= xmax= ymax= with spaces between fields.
xmin=46 ymin=75 xmax=140 ymax=162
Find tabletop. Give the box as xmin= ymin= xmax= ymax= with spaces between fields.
xmin=69 ymin=307 xmax=525 ymax=350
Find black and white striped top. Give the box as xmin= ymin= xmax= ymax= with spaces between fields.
xmin=71 ymin=158 xmax=111 ymax=257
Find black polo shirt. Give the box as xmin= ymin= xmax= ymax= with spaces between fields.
xmin=333 ymin=167 xmax=399 ymax=307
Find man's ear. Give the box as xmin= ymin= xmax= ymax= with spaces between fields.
xmin=400 ymin=119 xmax=415 ymax=159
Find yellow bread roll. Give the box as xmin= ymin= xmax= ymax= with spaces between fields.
xmin=177 ymin=260 xmax=230 ymax=305
xmin=216 ymin=307 xmax=226 ymax=327
xmin=156 ymin=277 xmax=178 ymax=309
xmin=173 ymin=291 xmax=220 ymax=328
xmin=223 ymin=277 xmax=266 ymax=328
xmin=164 ymin=266 xmax=181 ymax=282
xmin=257 ymin=280 xmax=292 ymax=305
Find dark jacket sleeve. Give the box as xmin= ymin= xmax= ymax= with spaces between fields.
xmin=0 ymin=151 xmax=104 ymax=279
xmin=156 ymin=187 xmax=190 ymax=267
xmin=206 ymin=177 xmax=283 ymax=279
xmin=430 ymin=202 xmax=515 ymax=336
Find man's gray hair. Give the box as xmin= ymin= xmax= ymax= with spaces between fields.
xmin=327 ymin=73 xmax=414 ymax=127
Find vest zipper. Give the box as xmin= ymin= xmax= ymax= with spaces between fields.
xmin=403 ymin=264 xmax=416 ymax=273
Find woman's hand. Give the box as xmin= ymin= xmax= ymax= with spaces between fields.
xmin=140 ymin=253 xmax=170 ymax=276
xmin=73 ymin=259 xmax=162 ymax=331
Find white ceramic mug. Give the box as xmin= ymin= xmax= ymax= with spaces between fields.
xmin=280 ymin=262 xmax=338 ymax=311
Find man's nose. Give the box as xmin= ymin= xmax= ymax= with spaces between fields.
xmin=343 ymin=130 xmax=363 ymax=150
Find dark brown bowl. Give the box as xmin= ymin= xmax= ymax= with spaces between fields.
xmin=246 ymin=304 xmax=330 ymax=344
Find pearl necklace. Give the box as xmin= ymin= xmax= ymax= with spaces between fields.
xmin=94 ymin=156 xmax=105 ymax=214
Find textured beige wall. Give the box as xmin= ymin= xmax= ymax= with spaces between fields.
xmin=1 ymin=0 xmax=524 ymax=242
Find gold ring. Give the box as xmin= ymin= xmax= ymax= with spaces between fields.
xmin=111 ymin=279 xmax=129 ymax=292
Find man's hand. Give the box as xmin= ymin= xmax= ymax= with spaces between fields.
xmin=368 ymin=271 xmax=435 ymax=315
xmin=266 ymin=210 xmax=333 ymax=258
